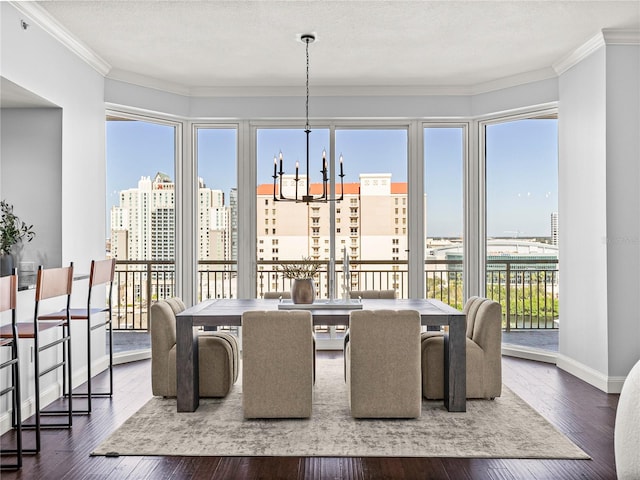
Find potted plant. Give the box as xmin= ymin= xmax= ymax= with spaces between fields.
xmin=1 ymin=200 xmax=36 ymax=276
xmin=277 ymin=257 xmax=321 ymax=304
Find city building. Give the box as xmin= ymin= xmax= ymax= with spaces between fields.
xmin=111 ymin=172 xmax=236 ymax=303
xmin=551 ymin=211 xmax=559 ymax=246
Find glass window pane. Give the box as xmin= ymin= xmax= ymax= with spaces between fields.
xmin=424 ymin=127 xmax=464 ymax=309
xmin=336 ymin=129 xmax=408 ymax=298
xmin=107 ymin=115 xmax=176 ymax=353
xmin=485 ymin=117 xmax=559 ymax=344
xmin=256 ymin=128 xmax=330 ymax=298
xmin=196 ymin=127 xmax=238 ymax=300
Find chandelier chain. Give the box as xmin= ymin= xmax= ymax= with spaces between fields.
xmin=305 ymin=38 xmax=310 ymax=131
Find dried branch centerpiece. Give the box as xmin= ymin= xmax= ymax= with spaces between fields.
xmin=278 ymin=257 xmax=322 ymax=304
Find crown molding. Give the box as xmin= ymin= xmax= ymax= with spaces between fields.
xmin=188 ymin=84 xmax=474 ymax=97
xmin=602 ymin=28 xmax=640 ymax=45
xmin=9 ymin=1 xmax=111 ymax=76
xmin=553 ymin=28 xmax=640 ymax=76
xmin=107 ymin=68 xmax=190 ymax=97
xmin=553 ymin=31 xmax=606 ymax=75
xmin=471 ymin=67 xmax=557 ymax=95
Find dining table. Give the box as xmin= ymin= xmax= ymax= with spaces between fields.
xmin=176 ymin=298 xmax=466 ymax=413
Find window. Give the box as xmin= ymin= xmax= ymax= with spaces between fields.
xmin=484 ymin=115 xmax=558 ymax=334
xmin=424 ymin=126 xmax=464 ymax=308
xmin=256 ymin=127 xmax=330 ymax=298
xmin=107 ymin=113 xmax=177 ymax=350
xmin=196 ymin=126 xmax=238 ymax=301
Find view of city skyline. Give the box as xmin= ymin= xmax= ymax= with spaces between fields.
xmin=106 ymin=118 xmax=558 ymax=241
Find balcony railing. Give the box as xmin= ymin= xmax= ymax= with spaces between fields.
xmin=112 ymin=258 xmax=558 ymax=332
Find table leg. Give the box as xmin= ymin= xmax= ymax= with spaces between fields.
xmin=176 ymin=316 xmax=199 ymax=412
xmin=444 ymin=315 xmax=466 ymax=412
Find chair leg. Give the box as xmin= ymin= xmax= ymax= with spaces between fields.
xmin=0 ymin=343 xmax=23 ymax=470
xmin=28 ymin=324 xmax=74 ymax=441
xmin=73 ymin=319 xmax=114 ymax=402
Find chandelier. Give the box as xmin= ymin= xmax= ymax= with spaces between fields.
xmin=272 ymin=33 xmax=345 ymax=203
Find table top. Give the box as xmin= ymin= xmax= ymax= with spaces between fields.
xmin=177 ymin=298 xmax=464 ymax=327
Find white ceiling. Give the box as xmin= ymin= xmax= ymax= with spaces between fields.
xmin=17 ymin=1 xmax=640 ymax=95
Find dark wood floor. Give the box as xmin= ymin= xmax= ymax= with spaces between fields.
xmin=1 ymin=351 xmax=619 ymax=479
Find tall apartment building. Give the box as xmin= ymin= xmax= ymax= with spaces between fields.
xmin=257 ymin=173 xmax=408 ymax=264
xmin=257 ymin=173 xmax=409 ymax=295
xmin=111 ymin=172 xmax=234 ymax=262
xmin=111 ymin=173 xmax=175 ymax=260
xmin=551 ymin=212 xmax=559 ymax=246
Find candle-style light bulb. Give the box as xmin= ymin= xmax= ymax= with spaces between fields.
xmin=322 ymin=149 xmax=327 ymax=172
xmin=273 ymin=155 xmax=277 ymax=177
xmin=295 ymin=160 xmax=299 ymax=180
xmin=339 ymin=153 xmax=344 ymax=176
xmin=279 ymin=151 xmax=283 ymax=173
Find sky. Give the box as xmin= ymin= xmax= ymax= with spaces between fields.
xmin=106 ymin=119 xmax=557 ymax=237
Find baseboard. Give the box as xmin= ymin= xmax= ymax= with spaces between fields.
xmin=555 ymin=353 xmax=625 ymax=393
xmin=114 ymin=349 xmax=151 ymax=365
xmin=71 ymin=356 xmax=111 ymax=389
xmin=1 ymin=356 xmax=116 ymax=436
xmin=501 ymin=344 xmax=557 ymax=364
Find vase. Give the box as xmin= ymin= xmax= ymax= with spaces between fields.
xmin=0 ymin=253 xmax=14 ymax=277
xmin=291 ymin=278 xmax=315 ymax=304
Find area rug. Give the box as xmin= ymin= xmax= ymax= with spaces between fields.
xmin=92 ymin=358 xmax=589 ymax=458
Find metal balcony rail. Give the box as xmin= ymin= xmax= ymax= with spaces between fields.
xmin=112 ymin=258 xmax=558 ymax=332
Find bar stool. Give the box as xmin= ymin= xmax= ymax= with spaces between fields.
xmin=40 ymin=259 xmax=115 ymax=413
xmin=16 ymin=263 xmax=74 ymax=453
xmin=0 ymin=270 xmax=22 ymax=470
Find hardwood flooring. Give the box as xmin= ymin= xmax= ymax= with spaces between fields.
xmin=1 ymin=352 xmax=619 ymax=479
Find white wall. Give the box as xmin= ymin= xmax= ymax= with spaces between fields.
xmin=1 ymin=3 xmax=106 ymax=270
xmin=1 ymin=107 xmax=63 ymax=269
xmin=605 ymin=45 xmax=640 ymax=379
xmin=557 ymin=41 xmax=640 ymax=392
xmin=1 ymin=2 xmax=107 ymax=431
xmin=557 ymin=47 xmax=610 ymax=381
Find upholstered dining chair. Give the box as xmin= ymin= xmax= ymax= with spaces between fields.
xmin=150 ymin=299 xmax=238 ymax=398
xmin=0 ymin=270 xmax=22 ymax=470
xmin=343 ymin=289 xmax=397 ymax=378
xmin=349 ymin=289 xmax=396 ymax=299
xmin=163 ymin=296 xmax=239 ymax=383
xmin=263 ymin=291 xmax=291 ymax=299
xmin=345 ymin=309 xmax=422 ymax=418
xmin=421 ymin=297 xmax=502 ymax=400
xmin=242 ymin=310 xmax=315 ymax=418
xmin=40 ymin=258 xmax=116 ymax=413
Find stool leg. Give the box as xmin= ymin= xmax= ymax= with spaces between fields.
xmin=108 ymin=318 xmax=113 ymax=396
xmin=12 ymin=341 xmax=23 ymax=468
xmin=86 ymin=318 xmax=92 ymax=412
